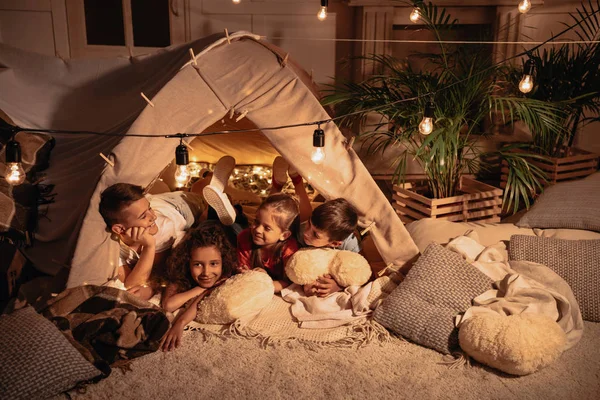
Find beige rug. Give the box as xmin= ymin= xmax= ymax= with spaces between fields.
xmin=66 ymin=318 xmax=600 ymax=400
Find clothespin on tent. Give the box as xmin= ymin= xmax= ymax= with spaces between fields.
xmin=377 ymin=262 xmax=395 ymax=277
xmin=140 ymin=92 xmax=155 ymax=108
xmin=346 ymin=136 xmax=356 ymax=150
xmin=281 ymin=53 xmax=289 ymax=68
xmin=99 ymin=152 xmax=114 ymax=167
xmin=235 ymin=109 xmax=249 ymax=122
xmin=189 ymin=48 xmax=198 ymax=66
xmin=229 ymin=107 xmax=236 ymax=119
xmin=224 ymin=28 xmax=231 ymax=44
xmin=360 ymin=221 xmax=376 ymax=236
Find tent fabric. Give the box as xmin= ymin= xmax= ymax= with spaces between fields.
xmin=0 ymin=32 xmax=419 ymax=287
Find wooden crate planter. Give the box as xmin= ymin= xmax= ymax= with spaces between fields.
xmin=393 ymin=177 xmax=503 ymax=224
xmin=500 ymin=147 xmax=599 ymax=188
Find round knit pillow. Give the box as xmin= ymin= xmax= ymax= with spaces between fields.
xmin=285 ymin=248 xmax=336 ymax=285
xmin=459 ymin=313 xmax=566 ymax=375
xmin=330 ymin=250 xmax=372 ymax=287
xmin=195 ymin=271 xmax=274 ymax=324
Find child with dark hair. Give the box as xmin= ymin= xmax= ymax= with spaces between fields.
xmin=160 ymin=221 xmax=236 ymax=351
xmin=270 ymin=156 xmax=361 ymax=297
xmin=99 ymin=182 xmax=206 ymax=299
xmin=236 ymin=193 xmax=300 ymax=293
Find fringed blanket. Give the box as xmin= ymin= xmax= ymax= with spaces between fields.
xmin=189 ymin=295 xmax=392 ymax=350
xmin=38 ymin=285 xmax=170 ymax=377
xmin=450 ymin=234 xmax=584 ymax=350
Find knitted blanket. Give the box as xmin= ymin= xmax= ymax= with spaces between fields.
xmin=38 ymin=285 xmax=170 ymax=377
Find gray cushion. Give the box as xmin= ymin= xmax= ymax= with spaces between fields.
xmin=509 ymin=235 xmax=600 ymax=322
xmin=374 ymin=243 xmax=493 ymax=354
xmin=0 ymin=306 xmax=101 ymax=400
xmin=517 ymin=172 xmax=600 ymax=232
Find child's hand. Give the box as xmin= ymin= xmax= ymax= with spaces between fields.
xmin=314 ymin=274 xmax=342 ymax=297
xmin=123 ymin=226 xmax=155 ymax=248
xmin=161 ymin=321 xmax=185 ymax=352
xmin=236 ymin=264 xmax=250 ymax=274
xmin=303 ymin=282 xmax=317 ymax=296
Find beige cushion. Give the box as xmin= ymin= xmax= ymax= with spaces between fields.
xmin=508 ymin=235 xmax=600 ymax=322
xmin=374 ymin=243 xmax=493 ymax=355
xmin=517 ymin=172 xmax=600 ymax=232
xmin=405 ymin=218 xmax=535 ymax=252
xmin=533 ymin=228 xmax=600 ymax=240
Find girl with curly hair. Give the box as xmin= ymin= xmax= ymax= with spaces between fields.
xmin=160 ymin=220 xmax=236 ymax=351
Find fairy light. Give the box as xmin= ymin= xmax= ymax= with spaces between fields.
xmin=4 ymin=139 xmax=26 ymax=185
xmin=518 ymin=0 xmax=531 ymax=14
xmin=311 ymin=125 xmax=326 ymax=164
xmin=519 ymin=59 xmax=535 ymax=94
xmin=419 ymin=101 xmax=435 ymax=135
xmin=409 ymin=8 xmax=420 ymax=23
xmin=232 ymin=0 xmax=241 ymax=4
xmin=317 ymin=0 xmax=328 ymax=21
xmin=174 ymin=139 xmax=190 ymax=188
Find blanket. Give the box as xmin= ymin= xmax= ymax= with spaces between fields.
xmin=451 ymin=234 xmax=584 ymax=350
xmin=281 ymin=283 xmax=373 ymax=329
xmin=38 ymin=285 xmax=170 ymax=377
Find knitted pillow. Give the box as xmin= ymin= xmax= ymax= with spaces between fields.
xmin=517 ymin=172 xmax=600 ymax=232
xmin=374 ymin=243 xmax=493 ymax=354
xmin=0 ymin=306 xmax=101 ymax=400
xmin=508 ymin=235 xmax=600 ymax=322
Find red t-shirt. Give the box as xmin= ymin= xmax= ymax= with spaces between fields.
xmin=237 ymin=228 xmax=299 ymax=281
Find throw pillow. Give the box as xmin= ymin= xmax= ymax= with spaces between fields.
xmin=516 ymin=172 xmax=600 ymax=232
xmin=508 ymin=235 xmax=600 ymax=322
xmin=373 ymin=243 xmax=493 ymax=354
xmin=0 ymin=306 xmax=101 ymax=400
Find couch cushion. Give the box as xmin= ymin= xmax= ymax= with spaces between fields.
xmin=508 ymin=235 xmax=600 ymax=322
xmin=517 ymin=172 xmax=600 ymax=232
xmin=0 ymin=306 xmax=101 ymax=400
xmin=406 ymin=218 xmax=535 ymax=252
xmin=374 ymin=243 xmax=493 ymax=354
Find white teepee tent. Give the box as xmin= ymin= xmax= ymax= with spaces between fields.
xmin=0 ymin=32 xmax=418 ymax=287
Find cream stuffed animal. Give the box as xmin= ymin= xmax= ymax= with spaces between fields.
xmin=285 ymin=248 xmax=372 ymax=287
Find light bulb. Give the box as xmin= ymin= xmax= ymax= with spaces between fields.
xmin=518 ymin=0 xmax=531 ymax=13
xmin=5 ymin=162 xmax=25 ymax=185
xmin=519 ymin=75 xmax=534 ymax=93
xmin=419 ymin=118 xmax=433 ymax=135
xmin=409 ymin=8 xmax=420 ymax=23
xmin=174 ymin=165 xmax=190 ymax=187
xmin=187 ymin=162 xmax=201 ymax=177
xmin=232 ymin=0 xmax=241 ymax=4
xmin=311 ymin=147 xmax=326 ymax=165
xmin=317 ymin=6 xmax=327 ymax=21
xmin=519 ymin=59 xmax=535 ymax=93
xmin=419 ymin=100 xmax=435 ymax=135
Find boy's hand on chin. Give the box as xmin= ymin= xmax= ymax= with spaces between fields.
xmin=123 ymin=227 xmax=155 ymax=248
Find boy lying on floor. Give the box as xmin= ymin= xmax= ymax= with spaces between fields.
xmin=98 ymin=158 xmax=237 ymax=299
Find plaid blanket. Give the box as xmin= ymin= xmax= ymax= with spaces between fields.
xmin=37 ymin=285 xmax=170 ymax=378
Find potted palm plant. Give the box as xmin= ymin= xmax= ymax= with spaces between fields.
xmin=501 ymin=0 xmax=600 ymax=186
xmin=322 ymin=2 xmax=564 ymax=218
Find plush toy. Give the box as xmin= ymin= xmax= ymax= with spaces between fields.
xmin=195 ymin=271 xmax=274 ymax=325
xmin=285 ymin=248 xmax=372 ymax=287
xmin=458 ymin=313 xmax=566 ymax=375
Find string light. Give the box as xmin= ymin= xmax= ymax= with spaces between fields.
xmin=174 ymin=138 xmax=190 ymax=188
xmin=519 ymin=59 xmax=535 ymax=94
xmin=4 ymin=139 xmax=26 ymax=185
xmin=317 ymin=0 xmax=328 ymax=21
xmin=409 ymin=8 xmax=420 ymax=23
xmin=311 ymin=124 xmax=326 ymax=164
xmin=518 ymin=0 xmax=532 ymax=14
xmin=418 ymin=101 xmax=435 ymax=135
